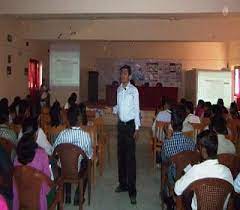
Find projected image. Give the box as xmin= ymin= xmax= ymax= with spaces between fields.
xmin=50 ymin=49 xmax=80 ymax=87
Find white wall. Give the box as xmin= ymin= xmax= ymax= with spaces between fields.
xmin=0 ymin=19 xmax=49 ymax=102
xmin=1 ymin=0 xmax=240 ymax=14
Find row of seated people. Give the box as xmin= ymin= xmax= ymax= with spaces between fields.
xmin=0 ymin=101 xmax=93 ymax=210
xmin=157 ymin=104 xmax=240 ymax=210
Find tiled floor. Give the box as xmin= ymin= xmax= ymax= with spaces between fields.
xmin=64 ymin=126 xmax=161 ymax=210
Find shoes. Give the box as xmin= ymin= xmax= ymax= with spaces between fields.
xmin=115 ymin=185 xmax=128 ymax=193
xmin=130 ymin=196 xmax=137 ymax=205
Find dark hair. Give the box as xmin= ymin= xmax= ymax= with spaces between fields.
xmin=70 ymin=92 xmax=77 ymax=102
xmin=120 ymin=65 xmax=132 ymax=75
xmin=17 ymin=133 xmax=38 ymax=165
xmin=211 ymin=104 xmax=223 ymax=117
xmin=185 ymin=101 xmax=194 ymax=114
xmin=197 ymin=99 xmax=205 ymax=108
xmin=50 ymin=101 xmax=61 ymax=127
xmin=68 ymin=106 xmax=82 ymax=127
xmin=204 ymin=102 xmax=212 ymax=118
xmin=0 ymin=98 xmax=9 ymax=116
xmin=197 ymin=130 xmax=218 ymax=158
xmin=180 ymin=98 xmax=187 ymax=106
xmin=0 ymin=112 xmax=9 ymax=124
xmin=210 ymin=115 xmax=228 ymax=135
xmin=217 ymin=98 xmax=224 ymax=106
xmin=230 ymin=102 xmax=240 ymax=119
xmin=171 ymin=105 xmax=186 ymax=131
xmin=22 ymin=117 xmax=38 ymax=135
xmin=130 ymin=79 xmax=135 ymax=86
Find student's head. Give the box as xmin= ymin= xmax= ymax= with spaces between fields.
xmin=50 ymin=101 xmax=61 ymax=127
xmin=217 ymin=98 xmax=224 ymax=107
xmin=120 ymin=65 xmax=131 ymax=84
xmin=197 ymin=130 xmax=218 ymax=160
xmin=210 ymin=115 xmax=228 ymax=135
xmin=16 ymin=133 xmax=38 ymax=165
xmin=68 ymin=106 xmax=84 ymax=127
xmin=164 ymin=98 xmax=172 ymax=110
xmin=0 ymin=98 xmax=8 ymax=107
xmin=185 ymin=101 xmax=194 ymax=114
xmin=180 ymin=98 xmax=187 ymax=105
xmin=197 ymin=99 xmax=205 ymax=108
xmin=171 ymin=105 xmax=186 ymax=132
xmin=0 ymin=98 xmax=9 ymax=115
xmin=22 ymin=117 xmax=39 ymax=136
xmin=211 ymin=104 xmax=223 ymax=117
xmin=0 ymin=112 xmax=9 ymax=124
xmin=70 ymin=92 xmax=77 ymax=102
xmin=230 ymin=102 xmax=239 ymax=118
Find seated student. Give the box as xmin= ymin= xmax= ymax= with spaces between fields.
xmin=229 ymin=101 xmax=240 ymax=120
xmin=9 ymin=96 xmax=21 ymax=116
xmin=64 ymin=92 xmax=77 ymax=110
xmin=203 ymin=101 xmax=212 ymax=118
xmin=0 ymin=98 xmax=9 ymax=116
xmin=152 ymin=99 xmax=172 ymax=137
xmin=195 ymin=99 xmax=205 ymax=118
xmin=18 ymin=117 xmax=53 ymax=156
xmin=13 ymin=133 xmax=51 ymax=210
xmin=53 ymin=106 xmax=93 ymax=204
xmin=14 ymin=100 xmax=30 ymax=125
xmin=161 ymin=105 xmax=195 ymax=209
xmin=174 ymin=130 xmax=233 ymax=210
xmin=0 ymin=112 xmax=17 ymax=145
xmin=217 ymin=98 xmax=229 ymax=115
xmin=0 ymin=144 xmax=13 ymax=207
xmin=49 ymin=101 xmax=62 ymax=127
xmin=182 ymin=101 xmax=201 ymax=133
xmin=210 ymin=116 xmax=236 ymax=154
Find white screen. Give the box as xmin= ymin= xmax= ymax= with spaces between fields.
xmin=50 ymin=44 xmax=80 ymax=87
xmin=197 ymin=71 xmax=232 ymax=107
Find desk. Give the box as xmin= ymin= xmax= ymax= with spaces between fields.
xmin=106 ymin=85 xmax=178 ymax=109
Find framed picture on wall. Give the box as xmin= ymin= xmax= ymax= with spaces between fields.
xmin=7 ymin=34 xmax=13 ymax=42
xmin=7 ymin=66 xmax=12 ymax=75
xmin=8 ymin=55 xmax=12 ymax=64
xmin=24 ymin=67 xmax=28 ymax=76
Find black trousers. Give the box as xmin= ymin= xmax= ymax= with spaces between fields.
xmin=117 ymin=120 xmax=137 ymax=197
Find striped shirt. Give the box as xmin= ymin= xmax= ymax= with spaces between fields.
xmin=0 ymin=124 xmax=17 ymax=145
xmin=53 ymin=127 xmax=93 ymax=159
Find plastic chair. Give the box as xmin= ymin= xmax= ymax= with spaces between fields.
xmin=13 ymin=165 xmax=63 ymax=210
xmin=53 ymin=143 xmax=91 ymax=210
xmin=176 ymin=178 xmax=233 ymax=210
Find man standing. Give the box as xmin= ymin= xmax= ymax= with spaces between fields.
xmin=113 ymin=65 xmax=140 ymax=205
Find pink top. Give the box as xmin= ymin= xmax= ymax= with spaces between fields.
xmin=13 ymin=148 xmax=50 ymax=210
xmin=0 ymin=195 xmax=8 ymax=210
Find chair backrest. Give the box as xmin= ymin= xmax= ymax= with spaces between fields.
xmin=53 ymin=143 xmax=87 ymax=179
xmin=13 ymin=165 xmax=52 ymax=210
xmin=48 ymin=124 xmax=66 ymax=144
xmin=201 ymin=118 xmax=210 ymax=127
xmin=183 ymin=131 xmax=194 ymax=139
xmin=170 ymin=150 xmax=201 ymax=180
xmin=0 ymin=138 xmax=16 ymax=157
xmin=227 ymin=119 xmax=240 ymax=143
xmin=218 ymin=153 xmax=240 ymax=179
xmin=86 ymin=110 xmax=96 ymax=122
xmin=155 ymin=121 xmax=170 ymax=140
xmin=183 ymin=178 xmax=233 ymax=210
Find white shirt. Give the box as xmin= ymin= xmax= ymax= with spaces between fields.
xmin=113 ymin=82 xmax=140 ymax=130
xmin=217 ymin=134 xmax=236 ymax=155
xmin=174 ymin=159 xmax=233 ymax=210
xmin=234 ymin=173 xmax=240 ymax=193
xmin=182 ymin=114 xmax=201 ymax=132
xmin=19 ymin=128 xmax=53 ymax=156
xmin=152 ymin=109 xmax=171 ymax=136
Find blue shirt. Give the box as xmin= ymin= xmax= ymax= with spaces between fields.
xmin=162 ymin=132 xmax=196 ymax=160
